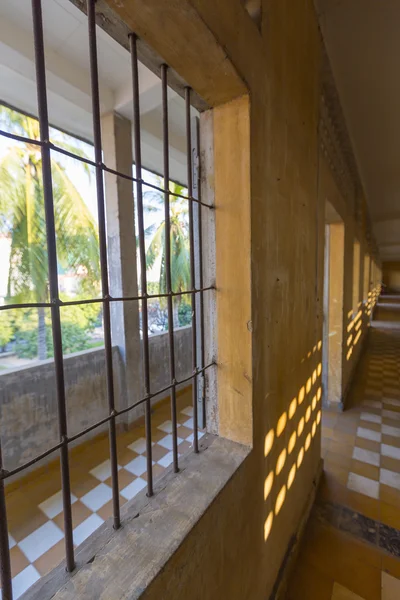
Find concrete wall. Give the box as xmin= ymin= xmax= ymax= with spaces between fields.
xmin=103 ymin=1 xmax=323 ymax=598
xmin=383 ymin=261 xmax=400 ymax=292
xmin=0 ymin=327 xmax=192 ymax=475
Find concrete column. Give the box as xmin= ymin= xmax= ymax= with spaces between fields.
xmin=102 ymin=112 xmax=142 ymax=423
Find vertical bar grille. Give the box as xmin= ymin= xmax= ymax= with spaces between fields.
xmin=0 ymin=3 xmax=215 ymax=596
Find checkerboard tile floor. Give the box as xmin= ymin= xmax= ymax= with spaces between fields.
xmin=321 ymin=325 xmax=400 ymax=529
xmin=2 ymin=391 xmax=200 ymax=599
xmin=346 ymin=329 xmax=400 ymax=502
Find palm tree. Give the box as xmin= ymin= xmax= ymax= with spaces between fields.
xmin=145 ymin=180 xmax=191 ymax=326
xmin=0 ymin=105 xmax=100 ymax=359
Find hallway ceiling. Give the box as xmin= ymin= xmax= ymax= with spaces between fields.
xmin=316 ymin=0 xmax=400 ymax=262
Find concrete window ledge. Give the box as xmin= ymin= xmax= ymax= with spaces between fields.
xmin=25 ymin=435 xmax=250 ymax=600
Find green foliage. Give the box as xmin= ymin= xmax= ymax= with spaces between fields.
xmin=0 ymin=312 xmax=13 ymax=348
xmin=12 ymin=302 xmax=101 ymax=359
xmin=178 ymin=301 xmax=192 ymax=327
xmin=0 ymin=104 xmax=101 ymax=359
xmin=145 ymin=181 xmax=190 ymax=296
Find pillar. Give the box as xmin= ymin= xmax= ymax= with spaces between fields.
xmin=102 ymin=112 xmax=142 ymax=424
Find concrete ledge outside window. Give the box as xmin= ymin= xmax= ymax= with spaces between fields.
xmin=24 ymin=435 xmax=250 ymax=600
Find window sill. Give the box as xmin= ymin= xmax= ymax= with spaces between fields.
xmin=24 ymin=434 xmax=250 ymax=600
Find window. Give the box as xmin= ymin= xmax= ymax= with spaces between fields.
xmin=0 ymin=1 xmax=215 ymax=597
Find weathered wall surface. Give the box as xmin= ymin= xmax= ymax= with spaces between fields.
xmin=0 ymin=327 xmax=192 ymax=474
xmin=89 ymin=0 xmax=375 ymax=598
xmin=383 ymin=261 xmax=400 ymax=292
xmin=105 ymin=0 xmax=324 ymax=598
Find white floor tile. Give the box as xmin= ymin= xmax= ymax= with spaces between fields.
xmin=128 ymin=438 xmax=147 ymax=454
xmin=356 ymin=426 xmax=381 ymax=442
xmin=383 ymin=409 xmax=400 ymax=421
xmin=124 ymin=455 xmax=148 ymax=476
xmin=382 ymin=571 xmax=400 ymax=600
xmin=352 ymin=446 xmax=380 ymax=467
xmin=183 ymin=418 xmax=194 ymax=429
xmin=73 ymin=514 xmax=104 ymax=547
xmin=159 ymin=434 xmax=183 ymax=450
xmin=80 ymin=483 xmax=113 ymax=512
xmin=382 ymin=444 xmax=400 ymax=461
xmin=158 ymin=451 xmax=174 ymax=468
xmin=39 ymin=490 xmax=77 ymax=519
xmin=363 ymin=400 xmax=382 ymax=408
xmin=9 ymin=534 xmax=16 ymax=549
xmin=181 ymin=406 xmax=193 ymax=416
xmin=89 ymin=460 xmax=122 ymax=482
xmin=380 ymin=468 xmax=400 ymax=491
xmin=384 ymin=398 xmax=400 ymax=408
xmin=120 ymin=477 xmax=146 ymax=500
xmin=12 ymin=565 xmax=41 ymax=599
xmin=18 ymin=521 xmax=64 ymax=563
xmin=360 ymin=412 xmax=382 ymax=424
xmin=157 ymin=420 xmax=173 ymax=434
xmin=347 ymin=472 xmax=379 ymax=499
xmin=331 ymin=581 xmax=365 ymax=599
xmin=382 ymin=424 xmax=400 ymax=438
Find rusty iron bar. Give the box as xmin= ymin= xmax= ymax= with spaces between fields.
xmin=31 ymin=0 xmax=75 ymax=573
xmin=185 ymin=87 xmax=199 ymax=453
xmin=130 ymin=32 xmax=154 ymax=496
xmin=87 ymin=0 xmax=120 ymax=530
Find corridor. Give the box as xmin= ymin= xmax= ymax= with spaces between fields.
xmin=287 ymin=299 xmax=400 ymax=599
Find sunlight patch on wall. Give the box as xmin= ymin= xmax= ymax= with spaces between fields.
xmin=276 ymin=449 xmax=287 ymax=475
xmin=276 ymin=412 xmax=287 ymax=437
xmin=287 ymin=464 xmax=296 ymax=489
xmin=275 ymin=485 xmax=286 ymax=516
xmin=288 ymin=431 xmax=296 ymax=454
xmin=264 ymin=429 xmax=274 ymax=457
xmin=289 ymin=398 xmax=297 ymax=420
xmin=264 ymin=471 xmax=274 ymax=500
xmin=264 ymin=511 xmax=274 ymax=541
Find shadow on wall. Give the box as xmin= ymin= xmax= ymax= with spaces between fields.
xmin=262 ymin=340 xmax=323 ymax=542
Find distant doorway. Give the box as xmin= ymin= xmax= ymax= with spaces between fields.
xmin=322 ymin=202 xmax=345 ymax=408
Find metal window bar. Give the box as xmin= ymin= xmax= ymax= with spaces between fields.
xmin=186 ymin=87 xmax=199 ymax=453
xmin=0 ymin=1 xmax=215 ymax=597
xmin=130 ymin=32 xmax=154 ymax=496
xmin=161 ymin=64 xmax=179 ymax=472
xmin=87 ymin=0 xmax=120 ymax=531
